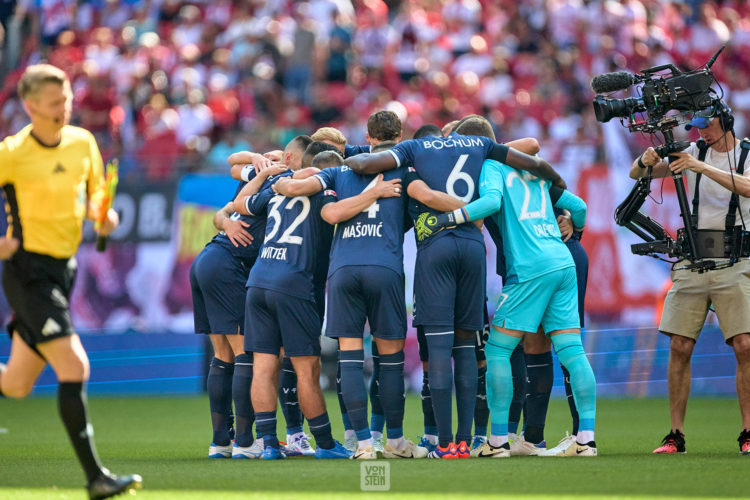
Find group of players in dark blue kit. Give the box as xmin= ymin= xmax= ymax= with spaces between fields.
xmin=190 ymin=109 xmax=598 ymax=461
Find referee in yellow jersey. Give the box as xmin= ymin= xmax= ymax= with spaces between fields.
xmin=0 ymin=64 xmax=141 ymax=500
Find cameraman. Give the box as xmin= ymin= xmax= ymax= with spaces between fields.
xmin=629 ymin=100 xmax=750 ymax=455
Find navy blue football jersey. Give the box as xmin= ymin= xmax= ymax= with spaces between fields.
xmin=245 ymin=185 xmax=336 ymax=302
xmin=390 ymin=132 xmax=508 ymax=247
xmin=211 ymin=174 xmax=285 ymax=266
xmin=315 ymin=165 xmax=406 ymax=276
xmin=344 ymin=144 xmax=370 ymax=158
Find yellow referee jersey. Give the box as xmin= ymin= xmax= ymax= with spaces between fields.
xmin=0 ymin=124 xmax=106 ymax=258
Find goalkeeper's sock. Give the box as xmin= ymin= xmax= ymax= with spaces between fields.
xmin=523 ymin=351 xmax=553 ymax=445
xmin=562 ymin=364 xmax=580 ymax=435
xmin=474 ymin=364 xmax=489 ymax=437
xmin=207 ymin=357 xmax=234 ymax=446
xmin=255 ymin=410 xmax=279 ymax=449
xmin=232 ymin=354 xmax=254 ymax=447
xmin=508 ymin=344 xmax=526 ymax=435
xmin=339 ymin=350 xmax=370 ymax=441
xmin=378 ymin=351 xmax=405 ymax=440
xmin=426 ymin=328 xmax=455 ymax=447
xmin=278 ymin=357 xmax=303 ymax=435
xmin=453 ymin=336 xmax=478 ymax=444
xmin=552 ymin=334 xmax=596 ymax=442
xmin=485 ymin=332 xmax=522 ymax=445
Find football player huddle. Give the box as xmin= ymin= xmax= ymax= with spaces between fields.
xmin=190 ymin=110 xmax=596 ymax=461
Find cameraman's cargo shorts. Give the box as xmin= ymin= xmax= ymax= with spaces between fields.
xmin=659 ymin=259 xmax=750 ymax=343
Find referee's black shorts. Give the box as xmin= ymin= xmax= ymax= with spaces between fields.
xmin=2 ymin=250 xmax=77 ymax=350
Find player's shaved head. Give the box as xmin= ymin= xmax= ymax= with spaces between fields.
xmin=302 ymin=141 xmax=340 ymax=169
xmin=286 ymin=135 xmax=313 ymax=154
xmin=283 ymin=135 xmax=312 ymax=170
xmin=455 ymin=116 xmax=496 ymax=141
xmin=371 ymin=140 xmax=397 ymax=153
xmin=413 ymin=124 xmax=442 ymax=139
xmin=312 ymin=151 xmax=344 ymax=170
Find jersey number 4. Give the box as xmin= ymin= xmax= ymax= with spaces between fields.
xmin=506 ymin=171 xmax=547 ymax=221
xmin=360 ymin=176 xmax=381 ymax=218
xmin=266 ymin=195 xmax=310 ymax=244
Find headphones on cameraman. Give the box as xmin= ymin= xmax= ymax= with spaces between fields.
xmin=714 ymin=99 xmax=734 ymax=133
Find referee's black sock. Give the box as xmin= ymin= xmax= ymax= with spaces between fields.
xmin=58 ymin=382 xmax=103 ymax=483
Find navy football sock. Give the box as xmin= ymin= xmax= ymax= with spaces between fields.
xmin=561 ymin=364 xmax=580 ymax=435
xmin=232 ymin=354 xmax=254 ymax=447
xmin=207 ymin=357 xmax=234 ymax=446
xmin=378 ymin=351 xmax=405 ymax=439
xmin=58 ymin=382 xmax=104 ymax=483
xmin=523 ymin=352 xmax=553 ymax=444
xmin=474 ymin=364 xmax=489 ymax=436
xmin=255 ymin=410 xmax=278 ymax=449
xmin=421 ymin=371 xmax=437 ymax=435
xmin=308 ymin=412 xmax=335 ymax=449
xmin=278 ymin=357 xmax=303 ymax=435
xmin=336 ymin=361 xmax=353 ymax=431
xmin=369 ymin=343 xmax=385 ymax=434
xmin=453 ymin=336 xmax=478 ymax=444
xmin=426 ymin=329 xmax=454 ymax=447
xmin=339 ymin=349 xmax=370 ymax=439
xmin=508 ymin=344 xmax=526 ymax=435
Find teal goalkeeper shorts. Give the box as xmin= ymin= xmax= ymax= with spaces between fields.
xmin=492 ymin=266 xmax=580 ymax=334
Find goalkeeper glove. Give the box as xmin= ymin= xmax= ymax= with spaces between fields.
xmin=415 ymin=211 xmax=463 ymax=242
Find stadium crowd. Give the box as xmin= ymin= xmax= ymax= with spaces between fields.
xmin=1 ymin=0 xmax=750 ymax=181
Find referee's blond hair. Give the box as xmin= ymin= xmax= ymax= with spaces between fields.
xmin=18 ymin=64 xmax=69 ymax=100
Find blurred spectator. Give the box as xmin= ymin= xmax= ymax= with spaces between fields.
xmin=176 ymin=87 xmax=214 ymax=147
xmin=206 ymin=128 xmax=252 ymax=172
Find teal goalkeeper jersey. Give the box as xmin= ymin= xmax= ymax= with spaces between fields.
xmin=464 ymin=159 xmax=587 ymax=285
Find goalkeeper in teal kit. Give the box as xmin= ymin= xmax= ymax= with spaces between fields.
xmin=418 ymin=158 xmax=597 ymax=458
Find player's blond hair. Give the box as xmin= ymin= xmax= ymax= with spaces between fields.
xmin=18 ymin=64 xmax=69 ymax=99
xmin=311 ymin=127 xmax=347 ymax=146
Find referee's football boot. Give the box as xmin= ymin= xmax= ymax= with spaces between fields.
xmin=738 ymin=429 xmax=750 ymax=455
xmin=653 ymin=430 xmax=686 ymax=454
xmin=469 ymin=441 xmax=510 ymax=458
xmin=556 ymin=440 xmax=597 ymax=457
xmin=88 ymin=469 xmax=142 ymax=500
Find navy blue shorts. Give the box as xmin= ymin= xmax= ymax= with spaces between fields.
xmin=413 ymin=235 xmax=486 ymax=331
xmin=190 ymin=243 xmax=252 ymax=335
xmin=244 ymin=286 xmax=322 ymax=357
xmin=325 ymin=266 xmax=406 ymax=340
xmin=565 ymin=238 xmax=588 ymax=328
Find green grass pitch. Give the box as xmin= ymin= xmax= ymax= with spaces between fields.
xmin=1 ymin=395 xmax=748 ymax=499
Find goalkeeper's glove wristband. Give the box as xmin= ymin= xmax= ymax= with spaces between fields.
xmin=433 ymin=208 xmax=467 ymax=229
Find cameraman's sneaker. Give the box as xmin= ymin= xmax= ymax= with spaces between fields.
xmin=510 ymin=435 xmax=546 ymax=456
xmin=383 ymin=439 xmax=428 ymax=459
xmin=556 ymin=440 xmax=597 ymax=457
xmin=232 ymin=439 xmax=264 ymax=459
xmin=653 ymin=430 xmax=686 ymax=454
xmin=738 ymin=429 xmax=750 ymax=455
xmin=538 ymin=432 xmax=576 ymax=456
xmin=285 ymin=433 xmax=315 ymax=457
xmin=469 ymin=441 xmax=510 ymax=458
xmin=208 ymin=443 xmax=232 ymax=459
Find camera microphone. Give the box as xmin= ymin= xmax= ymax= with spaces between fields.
xmin=591 ymin=71 xmax=638 ymax=94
